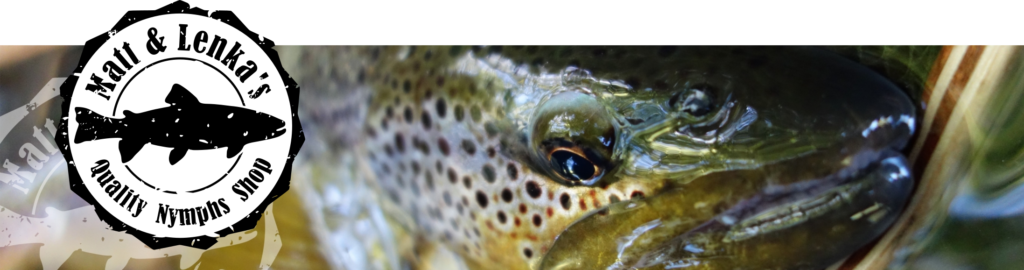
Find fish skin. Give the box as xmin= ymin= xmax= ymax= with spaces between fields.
xmin=298 ymin=46 xmax=918 ymax=270
xmin=73 ymin=84 xmax=287 ymax=165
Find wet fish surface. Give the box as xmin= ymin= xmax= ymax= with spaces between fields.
xmin=298 ymin=46 xmax=918 ymax=270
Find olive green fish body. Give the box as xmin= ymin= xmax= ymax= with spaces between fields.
xmin=348 ymin=46 xmax=916 ymax=270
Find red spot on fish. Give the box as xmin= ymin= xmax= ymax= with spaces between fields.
xmin=548 ymin=192 xmax=554 ymax=200
xmin=579 ymin=199 xmax=588 ymax=211
xmin=486 ymin=221 xmax=495 ymax=230
xmin=514 ymin=217 xmax=521 ymax=227
xmin=546 ymin=207 xmax=553 ymax=217
xmin=592 ymin=198 xmax=601 ymax=208
xmin=527 ymin=234 xmax=539 ymax=241
xmin=510 ymin=232 xmax=518 ymax=239
xmin=519 ymin=204 xmax=528 ymax=214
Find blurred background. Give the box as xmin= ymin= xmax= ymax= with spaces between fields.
xmin=1 ymin=46 xmax=1022 ymax=270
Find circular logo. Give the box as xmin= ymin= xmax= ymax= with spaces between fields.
xmin=57 ymin=2 xmax=302 ymax=249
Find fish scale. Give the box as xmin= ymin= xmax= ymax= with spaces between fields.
xmin=304 ymin=46 xmax=919 ymax=270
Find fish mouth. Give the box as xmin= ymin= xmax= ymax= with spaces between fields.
xmin=540 ymin=111 xmax=918 ymax=269
xmin=540 ymin=51 xmax=920 ymax=268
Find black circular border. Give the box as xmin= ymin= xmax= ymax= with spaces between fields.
xmin=55 ymin=0 xmax=304 ymax=250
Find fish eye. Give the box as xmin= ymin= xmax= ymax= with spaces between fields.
xmin=671 ymin=83 xmax=717 ymax=117
xmin=548 ymin=147 xmax=598 ymax=182
xmin=531 ymin=92 xmax=615 ymax=186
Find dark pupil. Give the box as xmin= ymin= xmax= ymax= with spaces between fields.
xmin=550 ymin=150 xmax=596 ymax=181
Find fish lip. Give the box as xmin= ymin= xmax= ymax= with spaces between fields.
xmin=711 ymin=148 xmax=912 ymax=231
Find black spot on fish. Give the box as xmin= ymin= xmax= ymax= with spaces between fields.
xmin=476 ymin=191 xmax=489 ymax=208
xmin=461 ymin=139 xmax=476 ymax=155
xmin=438 ymin=138 xmax=451 ymax=156
xmin=523 ymin=248 xmax=533 ymax=258
xmin=497 ymin=211 xmax=507 ymax=224
xmin=560 ymin=193 xmax=571 ymax=210
xmin=394 ymin=133 xmax=405 ymax=152
xmin=365 ymin=125 xmax=377 ymax=138
xmin=413 ymin=137 xmax=430 ymax=154
xmin=404 ymin=106 xmax=413 ymax=124
xmin=525 ymin=181 xmax=542 ymax=199
xmin=425 ymin=173 xmax=435 ymax=191
xmin=482 ymin=164 xmax=496 ymax=183
xmin=454 ymin=105 xmax=465 ymax=122
xmin=435 ymin=98 xmax=447 ymax=118
xmin=506 ymin=163 xmax=518 ymax=181
xmin=443 ymin=191 xmax=453 ymax=206
xmin=421 ymin=111 xmax=432 ymax=129
xmin=463 ymin=176 xmax=472 ymax=189
xmin=532 ymin=214 xmax=542 ymax=227
xmin=501 ymin=188 xmax=513 ymax=203
xmin=484 ymin=122 xmax=499 ymax=138
xmin=447 ymin=168 xmax=458 ymax=184
xmin=403 ymin=80 xmax=411 ymax=93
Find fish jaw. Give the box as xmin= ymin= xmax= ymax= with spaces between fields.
xmin=541 ymin=148 xmax=914 ymax=270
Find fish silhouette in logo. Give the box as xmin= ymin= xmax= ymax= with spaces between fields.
xmin=73 ymin=84 xmax=287 ymax=165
